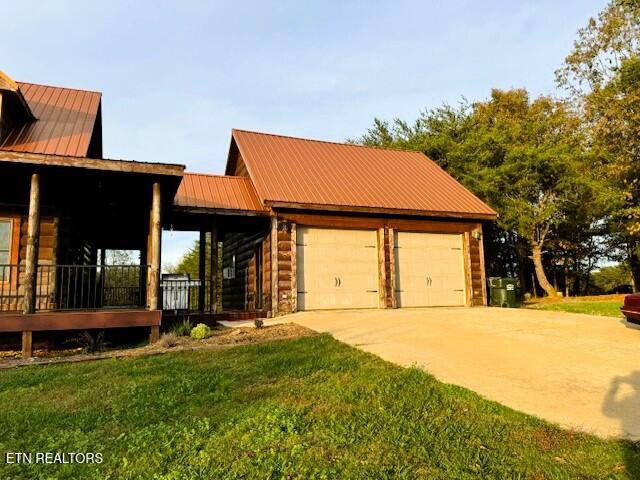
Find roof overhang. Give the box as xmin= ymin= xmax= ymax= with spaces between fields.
xmin=0 ymin=150 xmax=185 ymax=177
xmin=268 ymin=201 xmax=498 ymax=221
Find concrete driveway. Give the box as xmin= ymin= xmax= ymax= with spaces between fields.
xmin=287 ymin=307 xmax=640 ymax=440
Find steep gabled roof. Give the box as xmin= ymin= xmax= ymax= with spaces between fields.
xmin=174 ymin=173 xmax=267 ymax=213
xmin=228 ymin=129 xmax=496 ymax=219
xmin=0 ymin=81 xmax=102 ymax=157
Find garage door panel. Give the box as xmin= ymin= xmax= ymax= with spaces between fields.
xmin=297 ymin=227 xmax=379 ymax=310
xmin=395 ymin=231 xmax=466 ymax=307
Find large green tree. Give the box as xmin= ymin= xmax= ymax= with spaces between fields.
xmin=358 ymin=89 xmax=605 ymax=297
xmin=557 ymin=0 xmax=640 ymax=289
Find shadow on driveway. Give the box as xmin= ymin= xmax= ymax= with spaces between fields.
xmin=602 ymin=372 xmax=640 ymax=476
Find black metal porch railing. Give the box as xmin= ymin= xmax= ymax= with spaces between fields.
xmin=0 ymin=264 xmax=148 ymax=312
xmin=160 ymin=277 xmax=215 ymax=313
xmin=0 ymin=264 xmax=21 ymax=312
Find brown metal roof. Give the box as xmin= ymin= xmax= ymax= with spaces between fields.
xmin=230 ymin=129 xmax=497 ymax=219
xmin=0 ymin=82 xmax=101 ymax=157
xmin=174 ymin=173 xmax=266 ymax=213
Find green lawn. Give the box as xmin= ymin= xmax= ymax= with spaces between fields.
xmin=0 ymin=335 xmax=638 ymax=479
xmin=526 ymin=299 xmax=624 ymax=318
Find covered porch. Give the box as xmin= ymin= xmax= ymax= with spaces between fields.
xmin=164 ymin=173 xmax=271 ymax=324
xmin=0 ymin=151 xmax=184 ymax=356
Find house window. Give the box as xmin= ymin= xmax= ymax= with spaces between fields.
xmin=0 ymin=219 xmax=11 ymax=281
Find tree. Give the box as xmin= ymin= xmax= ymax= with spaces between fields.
xmin=557 ymin=1 xmax=640 ymax=289
xmin=591 ymin=264 xmax=633 ymax=293
xmin=171 ymin=240 xmax=206 ymax=278
xmin=356 ymin=90 xmax=606 ymax=297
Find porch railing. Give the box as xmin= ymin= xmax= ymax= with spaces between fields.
xmin=160 ymin=277 xmax=214 ymax=313
xmin=0 ymin=264 xmax=147 ymax=312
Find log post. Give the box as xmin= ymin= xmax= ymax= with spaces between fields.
xmin=22 ymin=331 xmax=33 ymax=359
xmin=270 ymin=216 xmax=278 ymax=316
xmin=198 ymin=229 xmax=206 ymax=312
xmin=148 ymin=182 xmax=162 ymax=311
xmin=290 ymin=222 xmax=297 ymax=313
xmin=377 ymin=227 xmax=387 ymax=308
xmin=23 ymin=173 xmax=40 ymax=314
xmin=149 ymin=325 xmax=160 ymax=344
xmin=209 ymin=223 xmax=218 ymax=313
xmin=476 ymin=225 xmax=488 ymax=305
xmin=388 ymin=227 xmax=397 ymax=308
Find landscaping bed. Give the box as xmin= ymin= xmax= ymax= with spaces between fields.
xmin=0 ymin=334 xmax=638 ymax=479
xmin=0 ymin=323 xmax=315 ymax=370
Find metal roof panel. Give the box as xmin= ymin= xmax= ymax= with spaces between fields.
xmin=231 ymin=129 xmax=497 ymax=218
xmin=174 ymin=173 xmax=266 ymax=213
xmin=0 ymin=82 xmax=101 ymax=157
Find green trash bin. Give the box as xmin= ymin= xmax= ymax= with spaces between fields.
xmin=488 ymin=277 xmax=521 ymax=308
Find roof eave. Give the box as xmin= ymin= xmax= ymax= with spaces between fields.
xmin=267 ymin=201 xmax=497 ymax=221
xmin=0 ymin=150 xmax=185 ymax=177
xmin=171 ymin=205 xmax=269 ymax=216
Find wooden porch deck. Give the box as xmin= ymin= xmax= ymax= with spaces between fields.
xmin=0 ymin=309 xmax=160 ymax=333
xmin=0 ymin=309 xmax=161 ymax=358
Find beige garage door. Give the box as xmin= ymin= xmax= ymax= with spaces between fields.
xmin=395 ymin=232 xmax=466 ymax=307
xmin=296 ymin=227 xmax=379 ymax=310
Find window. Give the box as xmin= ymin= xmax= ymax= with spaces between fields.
xmin=0 ymin=219 xmax=11 ymax=282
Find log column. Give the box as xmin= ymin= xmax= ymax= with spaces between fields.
xmin=22 ymin=173 xmax=40 ymax=358
xmin=290 ymin=223 xmax=297 ymax=313
xmin=148 ymin=182 xmax=162 ymax=343
xmin=23 ymin=173 xmax=40 ymax=315
xmin=198 ymin=230 xmax=206 ymax=312
xmin=270 ymin=216 xmax=278 ymax=316
xmin=388 ymin=227 xmax=397 ymax=308
xmin=209 ymin=223 xmax=218 ymax=313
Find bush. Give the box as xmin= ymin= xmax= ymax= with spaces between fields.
xmin=171 ymin=318 xmax=193 ymax=337
xmin=159 ymin=333 xmax=178 ymax=348
xmin=190 ymin=323 xmax=212 ymax=340
xmin=254 ymin=318 xmax=264 ymax=329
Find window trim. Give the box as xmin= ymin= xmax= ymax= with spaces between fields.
xmin=0 ymin=217 xmax=20 ymax=286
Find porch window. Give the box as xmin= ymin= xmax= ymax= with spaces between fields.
xmin=0 ymin=219 xmax=10 ymax=281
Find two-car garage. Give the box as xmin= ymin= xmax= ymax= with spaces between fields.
xmin=296 ymin=226 xmax=467 ymax=311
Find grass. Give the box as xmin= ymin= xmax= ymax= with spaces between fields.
xmin=525 ymin=294 xmax=625 ymax=318
xmin=0 ymin=335 xmax=638 ymax=479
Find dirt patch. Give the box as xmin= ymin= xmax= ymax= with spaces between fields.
xmin=0 ymin=323 xmax=316 ymax=370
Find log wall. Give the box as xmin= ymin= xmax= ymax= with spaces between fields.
xmin=0 ymin=213 xmax=58 ymax=311
xmin=221 ymin=230 xmax=268 ymax=311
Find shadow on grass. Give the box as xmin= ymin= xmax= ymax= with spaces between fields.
xmin=602 ymin=371 xmax=640 ymax=477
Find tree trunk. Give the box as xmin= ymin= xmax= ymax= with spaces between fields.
xmin=531 ymin=242 xmax=558 ymax=297
xmin=630 ymin=251 xmax=640 ymax=293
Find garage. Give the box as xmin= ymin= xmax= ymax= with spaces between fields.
xmin=296 ymin=227 xmax=379 ymax=310
xmin=394 ymin=231 xmax=466 ymax=307
xmin=225 ymin=129 xmax=496 ymax=314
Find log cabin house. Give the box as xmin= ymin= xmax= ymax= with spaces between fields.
xmin=0 ymin=71 xmax=496 ymax=357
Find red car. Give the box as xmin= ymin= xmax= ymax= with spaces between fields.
xmin=621 ymin=294 xmax=640 ymax=324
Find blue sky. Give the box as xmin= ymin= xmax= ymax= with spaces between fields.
xmin=2 ymin=0 xmax=608 ymax=265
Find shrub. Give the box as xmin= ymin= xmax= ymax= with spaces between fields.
xmin=190 ymin=323 xmax=212 ymax=340
xmin=159 ymin=333 xmax=178 ymax=348
xmin=171 ymin=318 xmax=193 ymax=337
xmin=254 ymin=318 xmax=264 ymax=329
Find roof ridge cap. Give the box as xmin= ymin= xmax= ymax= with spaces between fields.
xmin=17 ymin=81 xmax=102 ymax=96
xmin=232 ymin=128 xmax=425 ymax=154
